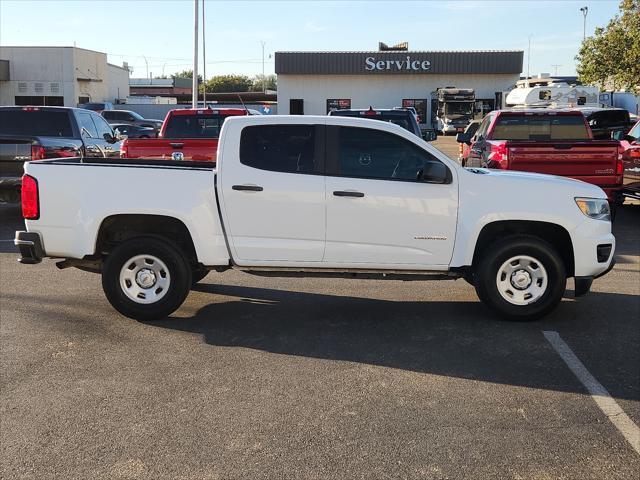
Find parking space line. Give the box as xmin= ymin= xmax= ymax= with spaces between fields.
xmin=543 ymin=330 xmax=640 ymax=455
xmin=0 ymin=239 xmax=15 ymax=242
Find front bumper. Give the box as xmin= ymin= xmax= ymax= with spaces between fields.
xmin=14 ymin=231 xmax=44 ymax=264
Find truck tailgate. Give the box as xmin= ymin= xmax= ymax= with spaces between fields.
xmin=0 ymin=139 xmax=32 ymax=179
xmin=506 ymin=141 xmax=621 ymax=186
xmin=123 ymin=138 xmax=219 ymax=161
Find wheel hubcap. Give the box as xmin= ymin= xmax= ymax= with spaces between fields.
xmin=496 ymin=255 xmax=548 ymax=306
xmin=119 ymin=254 xmax=170 ymax=304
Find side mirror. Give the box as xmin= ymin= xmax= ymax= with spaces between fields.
xmin=104 ymin=133 xmax=118 ymax=143
xmin=611 ymin=131 xmax=625 ymax=141
xmin=421 ymin=162 xmax=451 ymax=184
xmin=456 ymin=131 xmax=472 ymax=144
xmin=421 ymin=130 xmax=437 ymax=142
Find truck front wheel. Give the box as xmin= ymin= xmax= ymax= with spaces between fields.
xmin=102 ymin=237 xmax=191 ymax=321
xmin=474 ymin=235 xmax=566 ymax=321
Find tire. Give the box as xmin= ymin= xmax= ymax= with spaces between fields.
xmin=102 ymin=237 xmax=191 ymax=321
xmin=191 ymin=267 xmax=209 ymax=286
xmin=474 ymin=235 xmax=566 ymax=321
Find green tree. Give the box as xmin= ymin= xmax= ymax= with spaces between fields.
xmin=576 ymin=0 xmax=640 ymax=92
xmin=203 ymin=75 xmax=253 ymax=93
xmin=250 ymin=74 xmax=277 ymax=92
xmin=171 ymin=69 xmax=203 ymax=82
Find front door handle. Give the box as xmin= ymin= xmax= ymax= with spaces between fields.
xmin=232 ymin=184 xmax=263 ymax=192
xmin=333 ymin=190 xmax=365 ymax=198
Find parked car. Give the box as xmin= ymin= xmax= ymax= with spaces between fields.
xmin=111 ymin=123 xmax=157 ymax=139
xmin=579 ymin=107 xmax=631 ymax=140
xmin=120 ymin=108 xmax=249 ymax=161
xmin=456 ymin=109 xmax=623 ymax=203
xmin=0 ymin=106 xmax=120 ymax=202
xmin=16 ymin=115 xmax=614 ymax=322
xmin=613 ymin=120 xmax=640 ymax=202
xmin=613 ymin=119 xmax=640 ymax=171
xmin=458 ymin=120 xmax=480 ymax=166
xmin=329 ymin=107 xmax=422 ymax=137
xmin=101 ymin=110 xmax=163 ymax=130
xmin=79 ymin=102 xmax=114 ymax=113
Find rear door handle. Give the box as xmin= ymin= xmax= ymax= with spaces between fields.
xmin=232 ymin=184 xmax=263 ymax=192
xmin=333 ymin=190 xmax=365 ymax=198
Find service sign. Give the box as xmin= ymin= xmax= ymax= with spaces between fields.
xmin=365 ymin=56 xmax=431 ymax=72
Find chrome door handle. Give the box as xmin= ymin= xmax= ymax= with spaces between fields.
xmin=333 ymin=190 xmax=364 ymax=198
xmin=232 ymin=185 xmax=263 ymax=192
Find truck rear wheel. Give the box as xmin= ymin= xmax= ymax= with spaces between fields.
xmin=474 ymin=235 xmax=566 ymax=321
xmin=102 ymin=237 xmax=191 ymax=321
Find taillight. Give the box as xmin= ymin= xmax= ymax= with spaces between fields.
xmin=120 ymin=140 xmax=129 ymax=158
xmin=487 ymin=141 xmax=509 ymax=168
xmin=31 ymin=144 xmax=46 ymax=160
xmin=616 ymin=157 xmax=624 ymax=175
xmin=21 ymin=174 xmax=39 ymax=220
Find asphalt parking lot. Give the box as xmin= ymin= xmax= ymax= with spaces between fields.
xmin=1 ymin=139 xmax=639 ymax=479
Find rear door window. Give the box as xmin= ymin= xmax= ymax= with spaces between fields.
xmin=240 ymin=125 xmax=319 ymax=174
xmin=492 ymin=115 xmax=589 ymax=140
xmin=0 ymin=110 xmax=73 ymax=137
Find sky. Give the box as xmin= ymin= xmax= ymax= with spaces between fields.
xmin=0 ymin=0 xmax=622 ymax=79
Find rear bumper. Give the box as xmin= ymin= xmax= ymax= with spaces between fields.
xmin=14 ymin=231 xmax=44 ymax=264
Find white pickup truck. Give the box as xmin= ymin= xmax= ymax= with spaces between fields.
xmin=15 ymin=115 xmax=615 ymax=321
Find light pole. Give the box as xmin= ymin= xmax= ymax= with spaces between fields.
xmin=192 ymin=0 xmax=199 ymax=108
xmin=202 ymin=0 xmax=207 ymax=107
xmin=580 ymin=6 xmax=588 ymax=41
xmin=551 ymin=64 xmax=562 ymax=76
xmin=526 ymin=35 xmax=532 ymax=87
xmin=261 ymin=41 xmax=266 ymax=93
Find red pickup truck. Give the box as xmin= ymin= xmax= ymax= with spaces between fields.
xmin=120 ymin=108 xmax=249 ymax=161
xmin=456 ymin=110 xmax=624 ymax=202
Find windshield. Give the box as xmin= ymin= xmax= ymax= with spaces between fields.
xmin=445 ymin=103 xmax=474 ymax=116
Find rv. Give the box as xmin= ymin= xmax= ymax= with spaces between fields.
xmin=435 ymin=88 xmax=475 ymax=135
xmin=505 ymin=82 xmax=601 ymax=109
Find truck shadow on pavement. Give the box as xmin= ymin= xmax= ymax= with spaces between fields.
xmin=153 ymin=283 xmax=639 ymax=401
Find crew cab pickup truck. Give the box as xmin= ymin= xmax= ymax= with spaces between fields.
xmin=120 ymin=108 xmax=249 ymax=161
xmin=0 ymin=106 xmax=121 ymax=202
xmin=15 ymin=116 xmax=615 ymax=323
xmin=456 ymin=110 xmax=623 ymax=202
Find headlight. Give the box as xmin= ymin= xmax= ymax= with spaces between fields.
xmin=575 ymin=197 xmax=611 ymax=221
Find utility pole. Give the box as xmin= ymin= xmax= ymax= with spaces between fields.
xmin=192 ymin=0 xmax=199 ymax=108
xmin=527 ymin=35 xmax=532 ymax=87
xmin=202 ymin=0 xmax=207 ymax=107
xmin=551 ymin=64 xmax=562 ymax=76
xmin=261 ymin=41 xmax=266 ymax=93
xmin=143 ymin=55 xmax=149 ymax=79
xmin=580 ymin=6 xmax=588 ymax=41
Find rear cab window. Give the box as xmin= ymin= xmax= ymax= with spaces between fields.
xmin=164 ymin=113 xmax=238 ymax=138
xmin=0 ymin=109 xmax=73 ymax=137
xmin=491 ymin=114 xmax=589 ymax=141
xmin=77 ymin=112 xmax=99 ymax=138
xmin=240 ymin=125 xmax=321 ymax=174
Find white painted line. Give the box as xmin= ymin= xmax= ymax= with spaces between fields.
xmin=0 ymin=239 xmax=15 ymax=242
xmin=544 ymin=330 xmax=640 ymax=455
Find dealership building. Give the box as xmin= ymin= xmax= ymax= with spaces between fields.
xmin=275 ymin=50 xmax=524 ymax=127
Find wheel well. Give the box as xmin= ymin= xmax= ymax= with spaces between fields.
xmin=95 ymin=214 xmax=197 ymax=263
xmin=473 ymin=221 xmax=575 ymax=277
